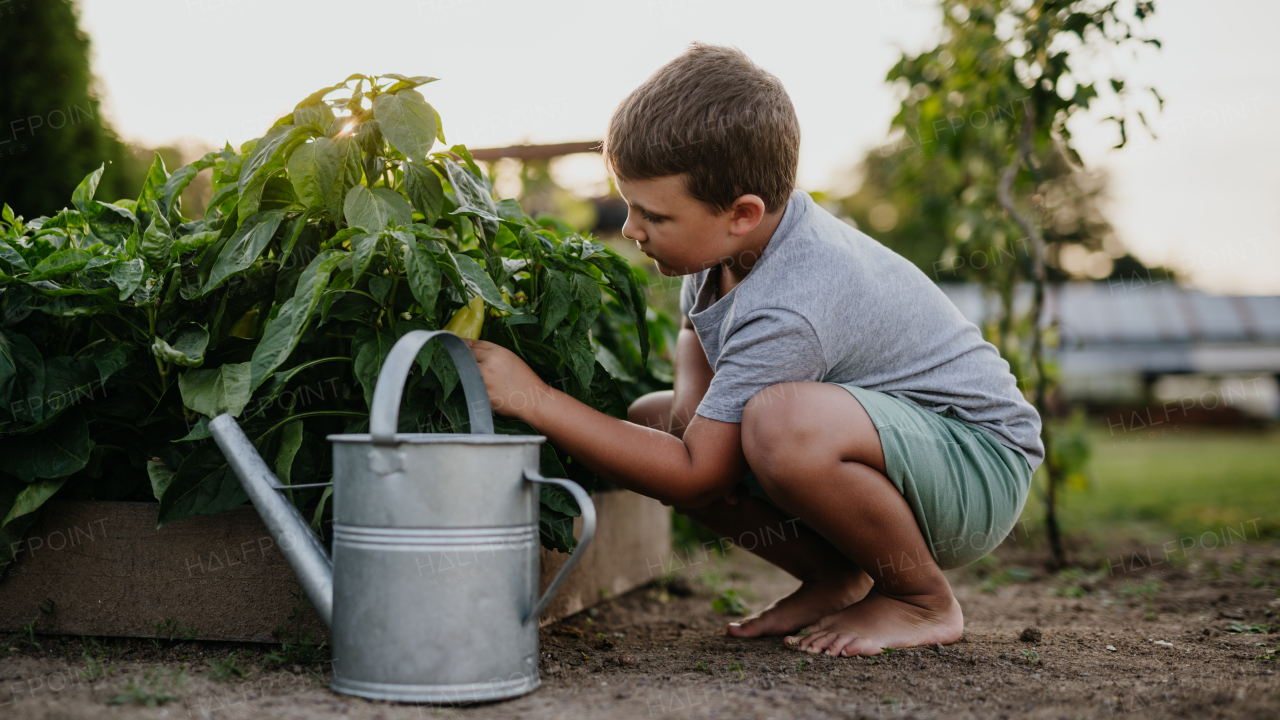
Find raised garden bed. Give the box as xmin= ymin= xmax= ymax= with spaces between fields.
xmin=0 ymin=492 xmax=669 ymax=642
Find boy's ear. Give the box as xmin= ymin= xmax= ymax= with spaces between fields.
xmin=727 ymin=194 xmax=768 ymax=236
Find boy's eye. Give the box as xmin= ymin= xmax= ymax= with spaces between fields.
xmin=641 ymin=212 xmax=662 ymax=223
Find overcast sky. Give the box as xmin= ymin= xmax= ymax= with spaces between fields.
xmin=79 ymin=0 xmax=1278 ymax=294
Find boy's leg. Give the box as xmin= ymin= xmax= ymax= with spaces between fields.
xmin=741 ymin=382 xmax=965 ymax=657
xmin=628 ymin=391 xmax=873 ymax=636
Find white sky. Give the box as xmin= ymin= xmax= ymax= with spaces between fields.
xmin=79 ymin=0 xmax=1279 ymax=294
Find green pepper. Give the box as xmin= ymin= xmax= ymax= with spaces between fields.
xmin=443 ymin=295 xmax=485 ymax=339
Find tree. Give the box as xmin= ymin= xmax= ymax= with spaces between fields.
xmin=0 ymin=0 xmax=136 ymax=215
xmin=845 ymin=0 xmax=1162 ymax=566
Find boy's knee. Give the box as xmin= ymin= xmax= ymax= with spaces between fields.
xmin=628 ymin=390 xmax=673 ymax=430
xmin=742 ymin=383 xmax=815 ymax=480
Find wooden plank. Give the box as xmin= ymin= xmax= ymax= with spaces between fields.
xmin=468 ymin=141 xmax=600 ymax=162
xmin=0 ymin=493 xmax=669 ymax=642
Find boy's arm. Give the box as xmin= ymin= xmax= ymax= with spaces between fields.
xmin=463 ymin=337 xmax=746 ymax=509
xmin=670 ymin=314 xmax=713 ymax=440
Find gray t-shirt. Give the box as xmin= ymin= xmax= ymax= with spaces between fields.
xmin=680 ymin=190 xmax=1044 ymax=470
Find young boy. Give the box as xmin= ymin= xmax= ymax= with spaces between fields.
xmin=464 ymin=43 xmax=1042 ymax=657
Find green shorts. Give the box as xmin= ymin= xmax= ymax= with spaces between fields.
xmin=742 ymin=383 xmax=1032 ymax=570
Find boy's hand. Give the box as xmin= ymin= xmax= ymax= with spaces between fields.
xmin=462 ymin=339 xmax=551 ymax=421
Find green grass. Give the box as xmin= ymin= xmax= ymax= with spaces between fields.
xmin=1021 ymin=425 xmax=1280 ymax=544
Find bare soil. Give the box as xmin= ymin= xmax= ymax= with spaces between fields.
xmin=3 ymin=542 xmax=1279 ymax=720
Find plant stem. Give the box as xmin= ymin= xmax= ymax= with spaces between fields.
xmin=997 ymin=108 xmax=1064 ymax=569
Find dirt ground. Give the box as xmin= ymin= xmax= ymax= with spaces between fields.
xmin=3 ymin=540 xmax=1279 ymax=720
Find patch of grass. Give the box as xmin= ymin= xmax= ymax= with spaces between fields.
xmin=150 ymin=618 xmax=199 ymax=648
xmin=797 ymin=659 xmax=810 ymax=671
xmin=1052 ymin=567 xmax=1103 ymax=597
xmin=206 ymin=651 xmax=249 ymax=682
xmin=1023 ymin=426 xmax=1280 ymax=543
xmin=1225 ymin=622 xmax=1273 ymax=635
xmin=693 ymin=661 xmax=710 ymax=673
xmin=979 ymin=565 xmax=1036 ymax=594
xmin=712 ymin=589 xmax=749 ymax=616
xmin=105 ymin=666 xmax=185 ymax=708
xmin=1119 ymin=579 xmax=1165 ymax=598
xmin=728 ymin=662 xmax=745 ymax=679
xmin=1255 ymin=643 xmax=1276 ymax=662
xmin=265 ymin=593 xmax=329 ymax=666
xmin=1020 ymin=649 xmax=1040 ymax=664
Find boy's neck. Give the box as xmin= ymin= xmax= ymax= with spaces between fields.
xmin=718 ymin=207 xmax=785 ymax=296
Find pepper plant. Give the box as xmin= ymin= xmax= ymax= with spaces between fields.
xmin=0 ymin=73 xmax=664 ymax=560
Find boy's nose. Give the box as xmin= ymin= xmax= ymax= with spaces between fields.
xmin=621 ymin=215 xmax=646 ymax=244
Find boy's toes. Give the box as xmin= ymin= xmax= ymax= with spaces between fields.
xmin=823 ymin=632 xmax=860 ymax=657
xmin=801 ymin=630 xmax=835 ymax=653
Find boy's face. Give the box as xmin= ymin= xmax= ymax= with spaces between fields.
xmin=615 ymin=175 xmax=740 ymax=277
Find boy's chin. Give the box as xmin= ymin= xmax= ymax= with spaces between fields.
xmin=651 ymin=258 xmax=697 ymax=277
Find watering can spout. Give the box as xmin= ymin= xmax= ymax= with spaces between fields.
xmin=210 ymin=413 xmax=334 ymax=629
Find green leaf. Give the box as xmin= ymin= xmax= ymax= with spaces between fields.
xmin=109 ymin=258 xmax=146 ymax=300
xmin=84 ymin=201 xmax=136 ymax=248
xmin=161 ymin=151 xmax=221 ymax=220
xmin=540 ymin=483 xmax=581 ymax=517
xmin=441 ymin=159 xmax=497 ymax=239
xmin=236 ymin=157 xmax=287 ymax=221
xmin=327 ymin=136 xmax=363 ymax=222
xmin=369 ymin=275 xmax=392 ymax=304
xmin=146 ymin=460 xmax=175 ymax=502
xmin=406 ymin=244 xmax=442 ymax=310
xmin=454 ymin=254 xmax=518 ymax=313
xmin=2 ymin=478 xmax=68 ymax=527
xmin=374 ymin=188 xmax=413 ymax=226
xmin=540 ymin=268 xmax=572 ymax=339
xmin=28 ymin=248 xmax=91 ymax=281
xmin=71 ymin=165 xmax=104 ymax=216
xmin=372 ymin=90 xmax=439 ymax=162
xmin=140 ymin=205 xmax=175 ymax=270
xmin=571 ymin=273 xmax=602 ymax=335
xmin=179 ymin=362 xmax=252 ymax=418
xmin=351 ymin=326 xmax=396 ymax=407
xmin=554 ymin=326 xmax=596 ymax=390
xmin=156 ymin=446 xmax=247 ymax=528
xmin=275 ymin=419 xmax=304 ymax=486
xmin=288 ymin=138 xmax=341 ymax=211
xmin=169 ymin=230 xmax=221 ymax=258
xmin=349 ymin=231 xmax=381 ymax=283
xmin=293 ymin=103 xmax=335 ymax=134
xmin=343 ymin=185 xmax=384 ymax=233
xmin=248 ymin=249 xmax=347 ymax=390
xmin=404 ymin=161 xmax=444 ymax=225
xmin=151 ymin=324 xmax=209 ymax=367
xmin=202 ymin=209 xmax=288 ymax=294
xmin=135 ymin=154 xmax=169 ymax=229
xmin=0 ymin=329 xmax=44 ymax=422
xmin=0 ymin=411 xmax=92 ymax=482
xmin=311 ymin=486 xmax=333 ymax=534
xmin=238 ymin=125 xmax=301 ymax=198
xmin=91 ymin=340 xmax=130 ymax=385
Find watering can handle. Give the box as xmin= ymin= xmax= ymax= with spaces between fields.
xmin=370 ymin=330 xmax=494 ymax=445
xmin=523 ymin=471 xmax=597 ymax=624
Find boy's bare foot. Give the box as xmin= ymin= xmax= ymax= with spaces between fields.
xmin=726 ymin=568 xmax=873 ymax=638
xmin=781 ymin=588 xmax=964 ymax=656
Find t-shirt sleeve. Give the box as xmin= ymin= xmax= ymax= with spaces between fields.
xmin=695 ymin=308 xmax=827 ymax=424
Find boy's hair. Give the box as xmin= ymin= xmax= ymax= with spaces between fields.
xmin=603 ymin=43 xmax=799 ymax=214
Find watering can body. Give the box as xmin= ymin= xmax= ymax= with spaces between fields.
xmin=210 ymin=330 xmax=595 ymax=704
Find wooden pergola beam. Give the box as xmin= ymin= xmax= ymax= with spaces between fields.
xmin=467 ymin=141 xmax=602 ymax=162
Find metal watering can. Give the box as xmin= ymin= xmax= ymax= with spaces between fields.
xmin=208 ymin=330 xmax=596 ymax=704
